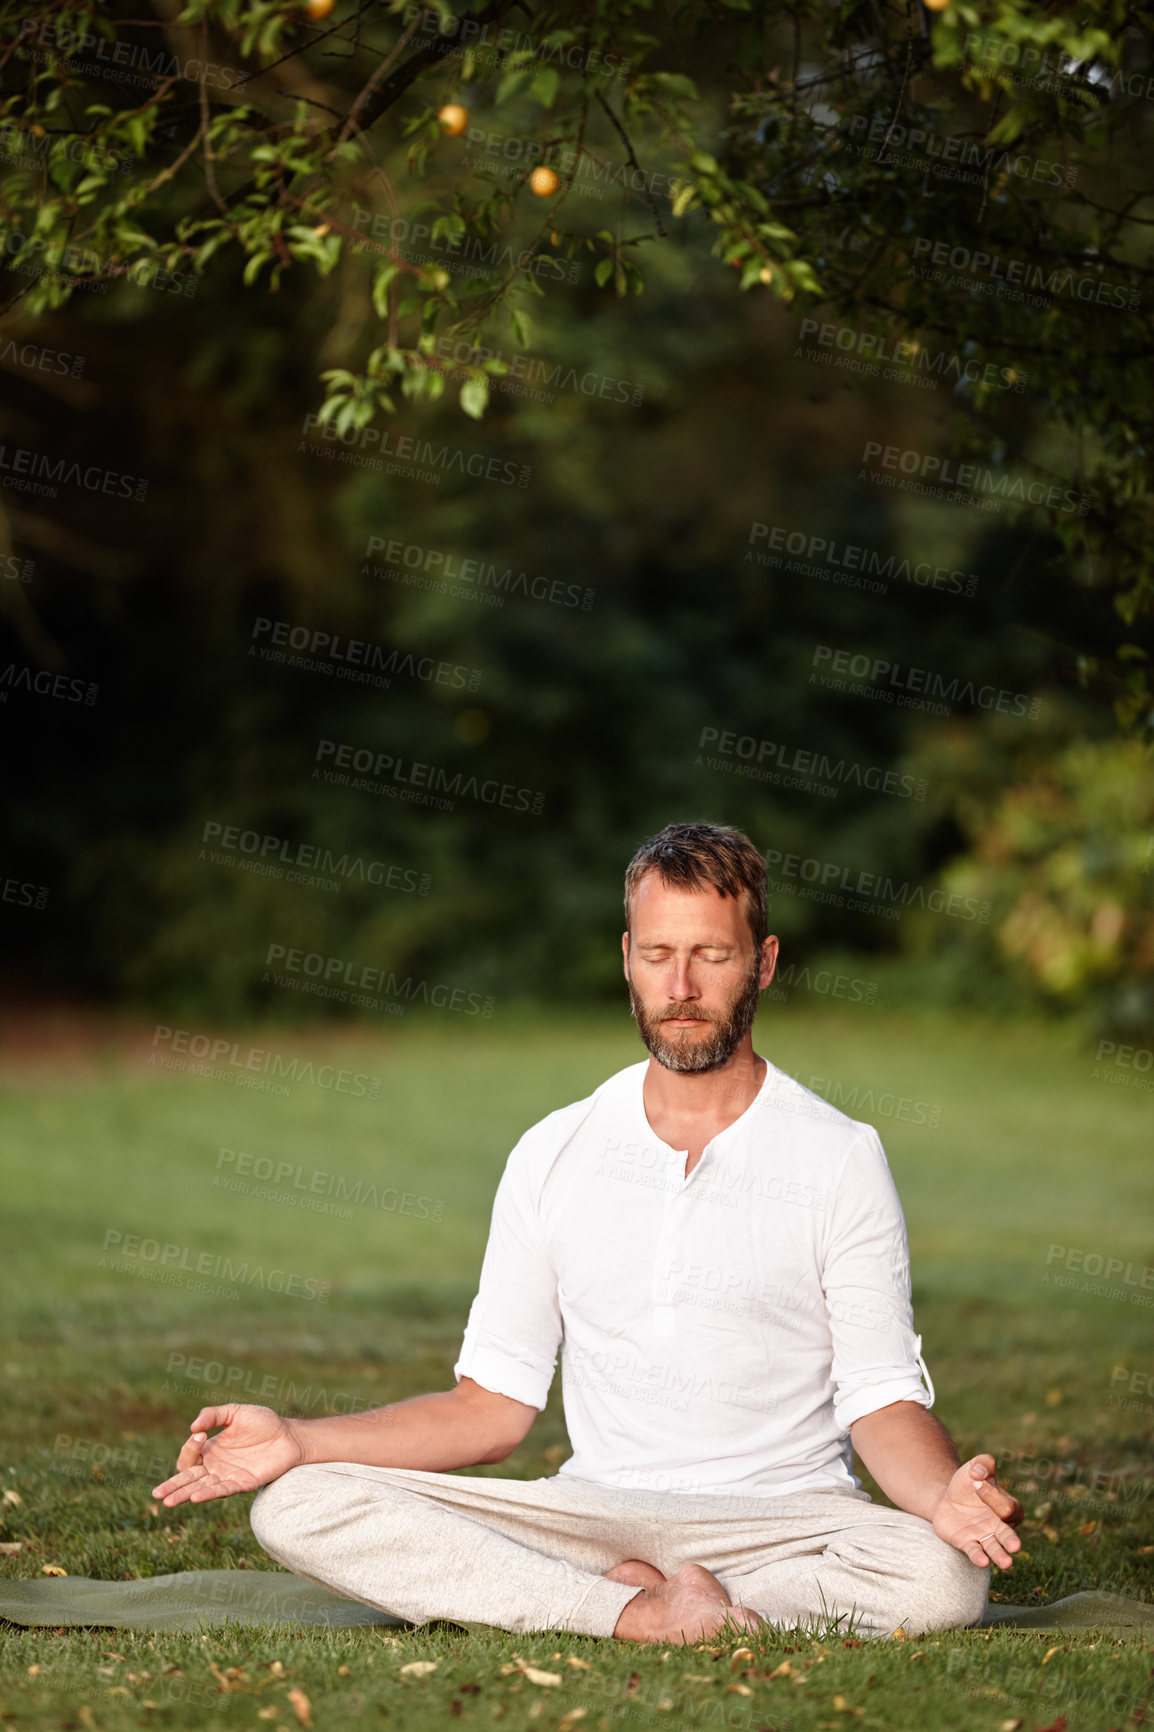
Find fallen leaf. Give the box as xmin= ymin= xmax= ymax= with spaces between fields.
xmin=106 ymin=1688 xmax=130 ymax=1698
xmin=683 ymin=1673 xmax=718 ymax=1683
xmin=768 ymin=1660 xmax=793 ymax=1679
xmin=79 ymin=1709 xmax=95 ymax=1729
xmin=27 ymin=1665 xmax=41 ymax=1678
xmin=1138 ymin=1545 xmax=1154 ymax=1555
xmin=257 ymin=1709 xmax=277 ymax=1722
xmin=268 ymin=1661 xmax=287 ymax=1677
xmin=727 ymin=1682 xmax=753 ymax=1696
xmin=0 ymin=1541 xmax=22 ymax=1555
xmin=566 ymin=1657 xmax=592 ymax=1670
xmin=522 ymin=1666 xmax=562 ymax=1687
xmin=102 ymin=1654 xmax=127 ymax=1663
xmin=999 ymin=1720 xmax=1023 ymax=1731
xmin=287 ymin=1685 xmax=312 ymax=1726
xmin=559 ymin=1712 xmax=587 ymax=1730
xmin=338 ymin=1664 xmax=350 ymax=1675
xmin=2 ymin=1489 xmax=22 ymax=1507
xmin=41 ymin=1563 xmax=68 ymax=1576
xmin=1041 ymin=1646 xmax=1061 ymax=1665
xmin=832 ymin=1696 xmax=865 ymax=1716
xmin=891 ymin=1626 xmax=907 ymax=1641
xmin=1042 ymin=1525 xmax=1060 ymax=1543
xmin=400 ymin=1661 xmax=439 ymax=1678
xmin=730 ymin=1647 xmax=754 ymax=1670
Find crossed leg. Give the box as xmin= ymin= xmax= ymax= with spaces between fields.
xmin=250 ymin=1463 xmax=987 ymax=1642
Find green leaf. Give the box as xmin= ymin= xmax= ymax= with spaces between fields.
xmin=595 ymin=257 xmax=615 ymax=287
xmin=532 ymin=67 xmax=560 ymax=108
xmin=460 ymin=374 xmax=489 ymax=418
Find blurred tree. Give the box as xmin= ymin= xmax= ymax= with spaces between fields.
xmin=0 ymin=0 xmax=1151 ymax=725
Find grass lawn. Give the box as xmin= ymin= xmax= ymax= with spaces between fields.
xmin=1 ymin=1003 xmax=1151 ymax=1731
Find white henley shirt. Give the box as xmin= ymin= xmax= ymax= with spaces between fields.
xmin=454 ymin=1058 xmax=934 ymax=1497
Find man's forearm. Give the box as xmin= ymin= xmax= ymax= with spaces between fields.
xmin=289 ymin=1384 xmax=532 ymax=1473
xmin=850 ymin=1400 xmax=960 ymax=1520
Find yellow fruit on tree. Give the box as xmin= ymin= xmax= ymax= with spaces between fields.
xmin=529 ymin=166 xmax=560 ymax=196
xmin=922 ymin=0 xmax=949 ymax=11
xmin=306 ymin=0 xmax=336 ymax=19
xmin=437 ymin=104 xmax=469 ymax=136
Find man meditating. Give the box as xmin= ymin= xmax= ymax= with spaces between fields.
xmin=153 ymin=822 xmax=1022 ymax=1643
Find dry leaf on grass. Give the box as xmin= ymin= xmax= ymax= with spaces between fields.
xmin=0 ymin=1541 xmax=22 ymax=1555
xmin=558 ymin=1712 xmax=587 ymax=1730
xmin=727 ymin=1682 xmax=753 ymax=1696
xmin=41 ymin=1563 xmax=68 ymax=1576
xmin=767 ymin=1660 xmax=793 ymax=1679
xmin=3 ymin=1489 xmax=22 ymax=1506
xmin=730 ymin=1647 xmax=754 ymax=1670
xmin=566 ymin=1657 xmax=592 ymax=1670
xmin=521 ymin=1666 xmax=561 ymax=1687
xmin=286 ymin=1684 xmax=312 ymax=1725
xmin=399 ymin=1660 xmax=438 ymax=1678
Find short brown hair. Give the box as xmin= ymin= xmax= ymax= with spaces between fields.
xmin=624 ymin=823 xmax=768 ymax=950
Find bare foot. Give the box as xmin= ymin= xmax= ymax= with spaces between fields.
xmin=605 ymin=1560 xmax=666 ymax=1590
xmin=613 ymin=1563 xmax=764 ymax=1645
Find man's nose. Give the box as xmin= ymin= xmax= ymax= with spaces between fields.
xmin=667 ymin=961 xmax=699 ymax=1000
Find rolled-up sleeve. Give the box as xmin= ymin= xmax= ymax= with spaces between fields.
xmin=822 ymin=1126 xmax=934 ymax=1431
xmin=453 ymin=1136 xmax=562 ymax=1411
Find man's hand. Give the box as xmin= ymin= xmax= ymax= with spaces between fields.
xmin=931 ymin=1453 xmax=1024 ymax=1570
xmin=152 ymin=1405 xmax=303 ymax=1508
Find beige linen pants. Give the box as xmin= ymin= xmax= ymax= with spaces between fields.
xmin=250 ymin=1464 xmax=989 ymax=1640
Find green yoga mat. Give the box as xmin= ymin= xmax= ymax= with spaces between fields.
xmin=0 ymin=1571 xmax=1150 ymax=1635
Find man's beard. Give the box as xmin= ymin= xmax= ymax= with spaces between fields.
xmin=627 ymin=953 xmax=763 ymax=1074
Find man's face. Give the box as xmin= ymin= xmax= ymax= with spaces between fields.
xmin=622 ymin=873 xmax=777 ymax=1073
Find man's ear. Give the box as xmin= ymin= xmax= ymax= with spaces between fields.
xmin=622 ymin=931 xmax=630 ymax=979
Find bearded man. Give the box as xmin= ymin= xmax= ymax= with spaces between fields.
xmin=153 ymin=821 xmax=1021 ymax=1643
